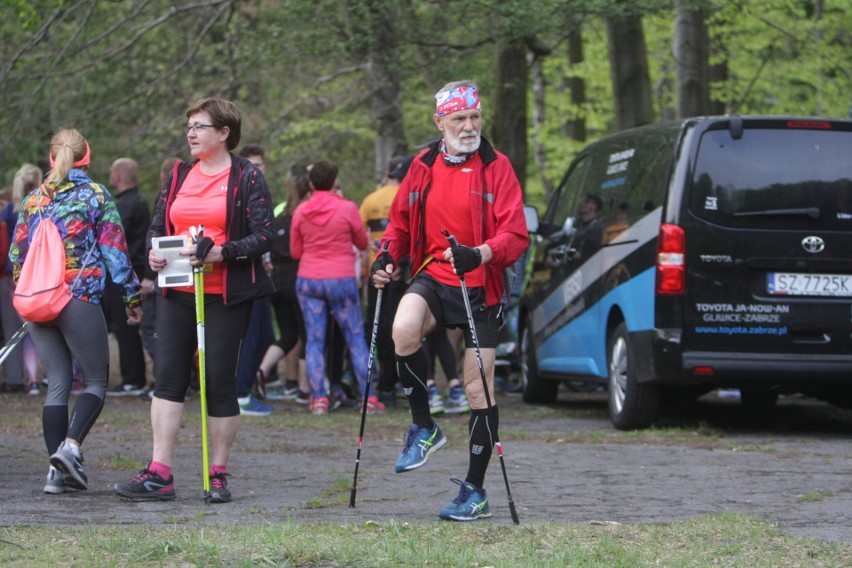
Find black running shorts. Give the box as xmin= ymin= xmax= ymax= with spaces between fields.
xmin=405 ymin=272 xmax=503 ymax=348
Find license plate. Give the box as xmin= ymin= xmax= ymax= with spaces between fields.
xmin=767 ymin=272 xmax=852 ymax=297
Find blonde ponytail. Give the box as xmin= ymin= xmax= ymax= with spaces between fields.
xmin=12 ymin=163 xmax=42 ymax=208
xmin=47 ymin=129 xmax=88 ymax=189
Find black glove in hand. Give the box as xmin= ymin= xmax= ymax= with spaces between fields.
xmin=451 ymin=244 xmax=482 ymax=276
xmin=370 ymin=251 xmax=395 ymax=277
xmin=195 ymin=236 xmax=215 ymax=261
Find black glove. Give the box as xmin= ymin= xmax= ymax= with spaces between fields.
xmin=195 ymin=236 xmax=215 ymax=261
xmin=370 ymin=250 xmax=395 ymax=277
xmin=451 ymin=244 xmax=482 ymax=276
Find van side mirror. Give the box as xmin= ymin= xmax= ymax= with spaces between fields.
xmin=544 ymin=217 xmax=574 ymax=242
xmin=524 ymin=205 xmax=539 ymax=234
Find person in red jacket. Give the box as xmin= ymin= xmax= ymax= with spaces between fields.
xmin=291 ymin=160 xmax=385 ymax=415
xmin=372 ymin=80 xmax=528 ymax=521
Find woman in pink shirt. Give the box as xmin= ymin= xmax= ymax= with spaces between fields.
xmin=291 ymin=161 xmax=384 ymax=415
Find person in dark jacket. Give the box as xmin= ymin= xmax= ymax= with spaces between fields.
xmin=258 ymin=166 xmax=311 ymax=402
xmin=103 ymin=157 xmax=151 ymax=396
xmin=115 ymin=97 xmax=274 ymax=504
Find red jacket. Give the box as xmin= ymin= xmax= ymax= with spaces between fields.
xmin=384 ymin=137 xmax=528 ymax=306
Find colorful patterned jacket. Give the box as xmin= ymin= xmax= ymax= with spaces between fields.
xmin=10 ymin=169 xmax=142 ymax=308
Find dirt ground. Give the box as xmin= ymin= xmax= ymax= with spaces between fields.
xmin=2 ymin=376 xmax=852 ymax=545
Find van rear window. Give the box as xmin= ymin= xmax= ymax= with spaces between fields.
xmin=689 ymin=128 xmax=852 ymax=230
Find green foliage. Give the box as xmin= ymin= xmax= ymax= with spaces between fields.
xmin=0 ymin=0 xmax=848 ymax=208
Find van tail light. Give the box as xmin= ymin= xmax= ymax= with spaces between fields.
xmin=656 ymin=224 xmax=685 ymax=295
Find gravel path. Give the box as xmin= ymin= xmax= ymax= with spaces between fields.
xmin=2 ymin=388 xmax=851 ymax=545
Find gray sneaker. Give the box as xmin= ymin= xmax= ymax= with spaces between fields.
xmin=43 ymin=467 xmax=77 ymax=494
xmin=49 ymin=442 xmax=87 ymax=490
xmin=266 ymin=381 xmax=300 ymax=401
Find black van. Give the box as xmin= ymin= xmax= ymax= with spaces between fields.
xmin=521 ymin=115 xmax=852 ymax=429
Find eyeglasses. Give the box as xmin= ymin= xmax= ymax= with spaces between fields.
xmin=184 ymin=123 xmax=216 ymax=133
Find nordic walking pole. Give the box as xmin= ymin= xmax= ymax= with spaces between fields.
xmin=442 ymin=230 xmax=520 ymax=525
xmin=191 ymin=225 xmax=211 ymax=504
xmin=350 ymin=241 xmax=389 ymax=507
xmin=0 ymin=322 xmax=29 ymax=367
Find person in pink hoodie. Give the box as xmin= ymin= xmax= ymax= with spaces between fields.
xmin=290 ymin=161 xmax=385 ymax=415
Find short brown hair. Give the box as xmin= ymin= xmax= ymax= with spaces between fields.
xmin=239 ymin=144 xmax=264 ymax=159
xmin=185 ymin=97 xmax=242 ymax=150
xmin=308 ymin=160 xmax=339 ymax=191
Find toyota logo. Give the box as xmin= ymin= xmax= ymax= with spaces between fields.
xmin=802 ymin=236 xmax=825 ymax=253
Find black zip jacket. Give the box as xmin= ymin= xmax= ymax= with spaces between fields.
xmin=147 ymin=154 xmax=275 ymax=305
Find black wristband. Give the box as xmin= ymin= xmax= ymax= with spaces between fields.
xmin=195 ymin=236 xmax=215 ymax=261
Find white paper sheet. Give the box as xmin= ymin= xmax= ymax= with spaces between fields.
xmin=152 ymin=235 xmax=193 ymax=287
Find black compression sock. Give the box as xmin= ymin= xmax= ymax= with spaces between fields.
xmin=43 ymin=405 xmax=68 ymax=456
xmin=395 ymin=349 xmax=432 ymax=429
xmin=466 ymin=406 xmax=499 ymax=489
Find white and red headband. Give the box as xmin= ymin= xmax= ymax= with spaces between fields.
xmin=435 ymin=85 xmax=481 ymax=116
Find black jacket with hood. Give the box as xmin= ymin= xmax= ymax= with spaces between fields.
xmin=147 ymin=154 xmax=275 ymax=305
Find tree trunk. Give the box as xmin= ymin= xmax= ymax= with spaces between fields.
xmin=530 ymin=53 xmax=553 ymax=199
xmin=709 ymin=36 xmax=729 ymax=115
xmin=492 ymin=40 xmax=528 ymax=191
xmin=564 ymin=25 xmax=587 ymax=143
xmin=674 ymin=1 xmax=710 ymax=118
xmin=365 ymin=2 xmax=407 ymax=183
xmin=368 ymin=56 xmax=406 ymax=182
xmin=606 ymin=11 xmax=654 ymax=130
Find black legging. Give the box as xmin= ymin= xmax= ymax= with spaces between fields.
xmin=152 ymin=291 xmax=252 ymax=416
xmin=269 ymin=283 xmax=305 ymax=356
xmin=423 ymin=327 xmax=459 ymax=381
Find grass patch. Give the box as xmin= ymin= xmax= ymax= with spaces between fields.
xmin=798 ymin=491 xmax=832 ymax=503
xmin=0 ymin=512 xmax=848 ymax=567
xmin=305 ymin=476 xmax=352 ymax=509
xmin=108 ymin=453 xmax=141 ymax=470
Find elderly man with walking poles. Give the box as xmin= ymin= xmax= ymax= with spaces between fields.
xmin=371 ymin=79 xmax=527 ymax=522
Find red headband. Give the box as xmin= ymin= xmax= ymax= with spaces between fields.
xmin=49 ymin=140 xmax=91 ymax=169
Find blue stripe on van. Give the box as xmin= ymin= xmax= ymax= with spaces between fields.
xmin=537 ymin=267 xmax=656 ymax=379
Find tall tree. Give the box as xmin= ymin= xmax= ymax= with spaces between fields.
xmin=564 ymin=24 xmax=588 ymax=142
xmin=355 ymin=0 xmax=407 ymax=182
xmin=674 ymin=0 xmax=710 ymax=118
xmin=606 ymin=4 xmax=654 ymax=129
xmin=492 ymin=39 xmax=529 ymax=189
xmin=529 ymin=34 xmax=555 ymax=200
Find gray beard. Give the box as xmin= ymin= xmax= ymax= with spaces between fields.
xmin=444 ymin=132 xmax=480 ymax=155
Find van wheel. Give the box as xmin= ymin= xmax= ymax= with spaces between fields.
xmin=520 ymin=318 xmax=558 ymax=403
xmin=608 ymin=322 xmax=661 ymax=430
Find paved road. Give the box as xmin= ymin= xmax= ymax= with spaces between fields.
xmin=2 ymin=388 xmax=851 ymax=544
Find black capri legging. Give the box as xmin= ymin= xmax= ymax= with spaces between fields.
xmin=269 ymin=285 xmax=305 ymax=356
xmin=153 ymin=291 xmax=252 ymax=417
xmin=269 ymin=261 xmax=305 ymax=356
